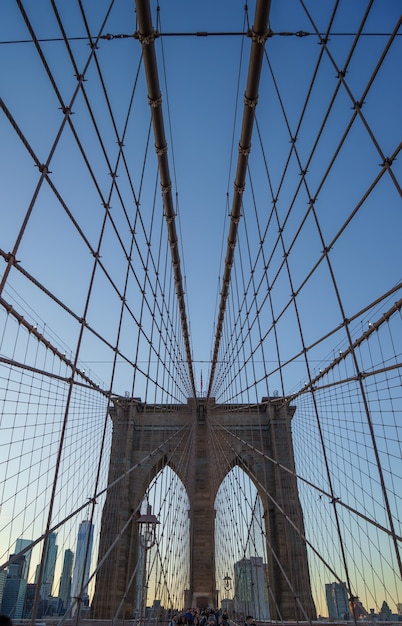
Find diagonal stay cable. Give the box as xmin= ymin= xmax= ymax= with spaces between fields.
xmin=208 ymin=0 xmax=272 ymax=397
xmin=134 ymin=0 xmax=196 ymax=398
xmin=0 ymin=417 xmax=193 ymax=574
xmin=209 ymin=415 xmax=402 ymax=543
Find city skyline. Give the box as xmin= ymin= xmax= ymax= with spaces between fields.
xmin=0 ymin=522 xmax=94 ymax=619
xmin=1 ymin=531 xmax=400 ymax=620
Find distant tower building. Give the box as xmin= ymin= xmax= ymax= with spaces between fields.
xmin=14 ymin=538 xmax=33 ymax=582
xmin=70 ymin=520 xmax=94 ymax=614
xmin=0 ymin=554 xmax=27 ymax=618
xmin=58 ymin=549 xmax=74 ymax=613
xmin=325 ymin=582 xmax=349 ymax=620
xmin=36 ymin=532 xmax=58 ymax=598
xmin=234 ymin=557 xmax=270 ymax=620
xmin=40 ymin=533 xmax=57 ymax=598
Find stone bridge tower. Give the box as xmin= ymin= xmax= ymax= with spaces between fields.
xmin=92 ymin=397 xmax=316 ymax=621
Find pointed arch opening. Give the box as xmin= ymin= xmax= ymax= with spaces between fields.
xmin=139 ymin=466 xmax=190 ymax=615
xmin=215 ymin=465 xmax=270 ymax=620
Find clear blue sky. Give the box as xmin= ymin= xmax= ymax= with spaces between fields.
xmin=1 ymin=1 xmax=400 ymax=399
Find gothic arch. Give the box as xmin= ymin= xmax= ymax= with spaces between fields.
xmin=136 ymin=454 xmax=189 ymax=506
xmin=92 ymin=397 xmax=316 ymax=620
xmin=214 ymin=455 xmax=269 ymax=512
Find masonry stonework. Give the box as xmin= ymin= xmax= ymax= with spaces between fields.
xmin=92 ymin=397 xmax=316 ymax=621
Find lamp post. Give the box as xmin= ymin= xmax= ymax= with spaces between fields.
xmin=137 ymin=505 xmax=159 ymax=625
xmin=222 ymin=574 xmax=232 ymax=620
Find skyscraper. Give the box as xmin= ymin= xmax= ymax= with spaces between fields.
xmin=14 ymin=538 xmax=33 ymax=582
xmin=0 ymin=554 xmax=27 ymax=618
xmin=58 ymin=549 xmax=74 ymax=613
xmin=70 ymin=520 xmax=94 ymax=614
xmin=35 ymin=532 xmax=58 ymax=598
xmin=234 ymin=556 xmax=270 ymax=620
xmin=325 ymin=582 xmax=349 ymax=620
xmin=0 ymin=541 xmax=31 ymax=617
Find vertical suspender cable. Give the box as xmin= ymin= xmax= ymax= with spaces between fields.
xmin=208 ymin=0 xmax=272 ymax=397
xmin=135 ymin=0 xmax=196 ymax=398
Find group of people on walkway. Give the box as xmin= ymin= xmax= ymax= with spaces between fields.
xmin=169 ymin=607 xmax=255 ymax=626
xmin=169 ymin=607 xmax=230 ymax=626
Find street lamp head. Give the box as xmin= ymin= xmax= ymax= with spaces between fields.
xmin=223 ymin=573 xmax=232 ymax=590
xmin=137 ymin=504 xmax=160 ymax=549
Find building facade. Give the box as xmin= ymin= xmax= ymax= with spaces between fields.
xmin=14 ymin=538 xmax=32 ymax=582
xmin=325 ymin=581 xmax=349 ymax=620
xmin=0 ymin=554 xmax=27 ymax=618
xmin=58 ymin=548 xmax=74 ymax=613
xmin=234 ymin=556 xmax=270 ymax=621
xmin=35 ymin=532 xmax=58 ymax=599
xmin=70 ymin=520 xmax=94 ymax=614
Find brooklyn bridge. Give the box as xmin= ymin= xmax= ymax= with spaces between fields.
xmin=0 ymin=1 xmax=401 ymax=625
